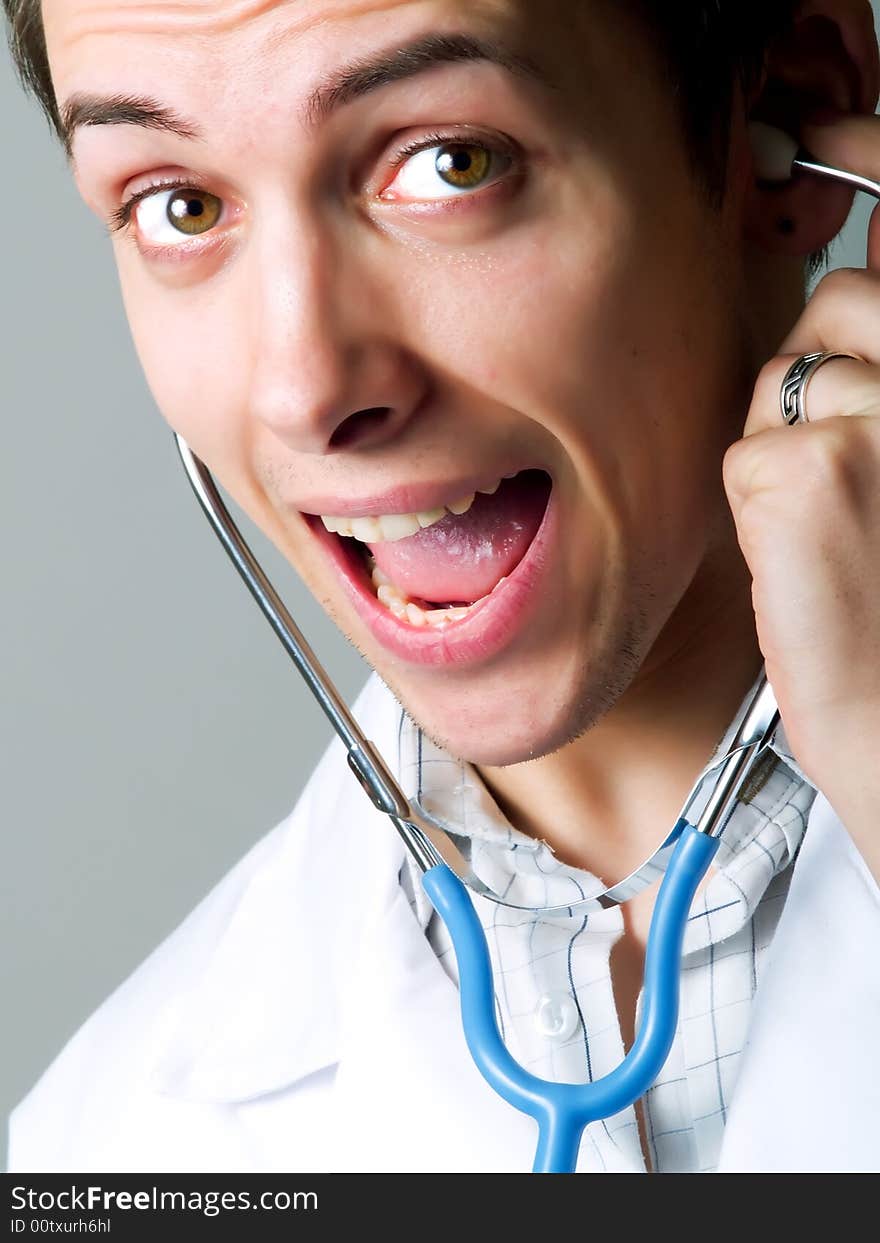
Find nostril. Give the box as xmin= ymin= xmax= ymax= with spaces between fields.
xmin=329 ymin=407 xmax=395 ymax=451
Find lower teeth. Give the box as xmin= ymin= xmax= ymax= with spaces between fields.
xmin=369 ymin=557 xmax=505 ymax=628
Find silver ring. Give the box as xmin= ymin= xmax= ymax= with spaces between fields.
xmin=780 ymin=350 xmax=864 ymax=426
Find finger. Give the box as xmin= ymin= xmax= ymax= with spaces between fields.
xmin=800 ymin=116 xmax=880 ymax=273
xmin=742 ymin=352 xmax=880 ymax=438
xmin=800 ymin=115 xmax=880 ymax=185
xmin=778 ymin=266 xmax=880 ymax=362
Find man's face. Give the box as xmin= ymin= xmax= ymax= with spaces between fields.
xmin=45 ymin=0 xmax=758 ymax=766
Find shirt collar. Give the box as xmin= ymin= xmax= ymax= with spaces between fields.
xmin=397 ymin=668 xmax=818 ymax=949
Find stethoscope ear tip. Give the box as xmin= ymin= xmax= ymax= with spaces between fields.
xmin=748 ymin=121 xmax=800 ymax=183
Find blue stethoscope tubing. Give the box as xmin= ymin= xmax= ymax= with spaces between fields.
xmin=422 ymin=823 xmax=718 ymax=1173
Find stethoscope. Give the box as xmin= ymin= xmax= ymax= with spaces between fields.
xmin=173 ymin=130 xmax=879 ymax=1173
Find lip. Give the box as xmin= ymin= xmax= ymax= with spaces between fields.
xmin=306 ymin=473 xmax=558 ymax=668
xmin=296 ymin=467 xmax=525 ymax=520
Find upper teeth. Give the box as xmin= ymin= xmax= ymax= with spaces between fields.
xmin=320 ymin=479 xmax=502 ymax=543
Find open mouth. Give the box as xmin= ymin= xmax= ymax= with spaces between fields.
xmin=314 ymin=469 xmax=554 ymax=630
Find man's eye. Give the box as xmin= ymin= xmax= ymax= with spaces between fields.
xmin=133 ymin=188 xmax=224 ymax=243
xmin=382 ymin=141 xmax=513 ymax=202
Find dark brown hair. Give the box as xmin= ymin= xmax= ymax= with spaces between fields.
xmin=3 ymin=0 xmax=55 ymax=130
xmin=628 ymin=3 xmax=801 ymax=196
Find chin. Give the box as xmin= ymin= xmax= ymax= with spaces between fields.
xmin=385 ymin=612 xmax=650 ymax=769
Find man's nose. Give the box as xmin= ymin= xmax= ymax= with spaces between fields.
xmin=246 ymin=225 xmax=427 ymax=455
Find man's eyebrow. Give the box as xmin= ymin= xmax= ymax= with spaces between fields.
xmin=60 ymin=94 xmax=201 ymax=160
xmin=59 ymin=31 xmax=551 ymax=161
xmin=304 ymin=31 xmax=552 ymax=127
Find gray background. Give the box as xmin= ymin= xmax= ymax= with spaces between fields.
xmin=2 ymin=8 xmax=878 ymax=1168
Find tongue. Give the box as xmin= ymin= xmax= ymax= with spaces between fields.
xmin=366 ymin=471 xmax=551 ymax=605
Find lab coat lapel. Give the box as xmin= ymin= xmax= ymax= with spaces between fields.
xmin=158 ymin=670 xmax=533 ymax=1172
xmin=222 ymin=823 xmax=539 ymax=1173
xmin=328 ymin=883 xmax=539 ymax=1173
xmin=717 ymin=792 xmax=880 ymax=1172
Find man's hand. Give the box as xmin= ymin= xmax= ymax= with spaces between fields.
xmin=722 ymin=115 xmax=880 ymax=881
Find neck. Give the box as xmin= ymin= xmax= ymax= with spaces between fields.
xmin=476 ymin=541 xmax=763 ymax=883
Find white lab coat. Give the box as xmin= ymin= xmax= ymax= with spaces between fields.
xmin=7 ymin=674 xmax=880 ymax=1173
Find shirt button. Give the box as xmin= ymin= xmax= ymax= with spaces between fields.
xmin=533 ymin=993 xmax=580 ymax=1042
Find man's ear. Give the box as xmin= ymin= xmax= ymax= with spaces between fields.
xmin=742 ymin=0 xmax=880 ymax=256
